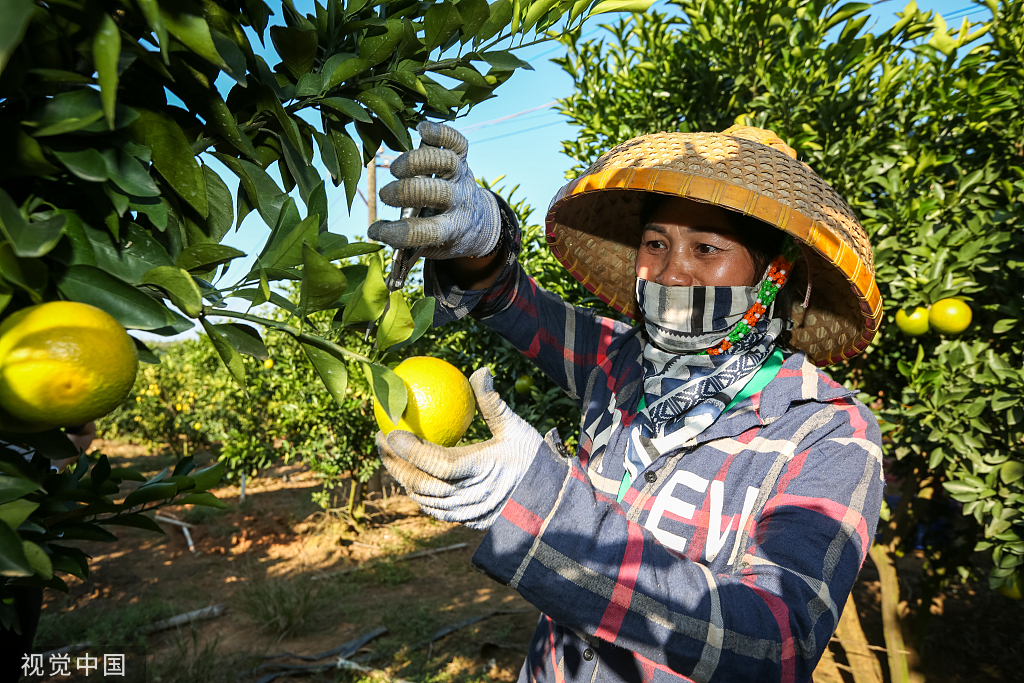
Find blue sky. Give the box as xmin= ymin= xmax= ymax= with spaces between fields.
xmin=139 ymin=0 xmax=987 ymax=341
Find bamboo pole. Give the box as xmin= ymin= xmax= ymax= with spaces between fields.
xmin=834 ymin=592 xmax=884 ymax=683
xmin=869 ymin=543 xmax=911 ymax=683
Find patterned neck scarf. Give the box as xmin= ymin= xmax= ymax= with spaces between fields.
xmin=623 ymin=246 xmax=797 ymax=476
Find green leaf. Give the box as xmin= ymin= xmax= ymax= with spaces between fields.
xmin=100 ymin=148 xmax=161 ymax=198
xmin=177 ymin=491 xmax=228 ymax=508
xmin=123 ymin=481 xmax=179 ymax=508
xmin=190 ymin=462 xmax=225 ymax=492
xmin=0 ymin=190 xmax=65 ymax=258
xmin=93 ymin=14 xmax=121 ymax=130
xmin=177 ymin=244 xmax=245 ymax=272
xmin=51 ymin=522 xmax=118 ymax=542
xmin=588 ymin=0 xmax=656 ymax=15
xmin=52 ymin=149 xmax=108 ymax=183
xmin=21 ymin=540 xmax=52 ymax=579
xmin=213 ymin=323 xmax=269 ymax=360
xmin=363 ymin=362 xmax=407 ymax=424
xmin=318 ymin=232 xmax=347 ymax=254
xmin=0 ymin=242 xmax=46 ymax=302
xmin=192 ymin=166 xmax=233 ymax=245
xmin=390 ymin=296 xmax=436 ymax=351
xmin=522 ymin=0 xmax=559 ymax=32
xmin=425 ymin=2 xmax=464 ymax=51
xmin=993 ymin=319 xmax=1016 ymax=334
xmin=99 ymin=513 xmax=164 ymax=533
xmin=0 ymin=475 xmax=40 ymax=506
xmin=0 ymin=0 xmax=34 ymax=77
xmin=300 ymin=243 xmax=348 ymax=313
xmin=265 ymin=211 xmax=319 ymax=270
xmin=327 ymin=58 xmax=372 ymax=89
xmin=270 ymin=25 xmax=319 ymax=79
xmin=108 ymin=467 xmax=146 ymax=482
xmin=479 ymin=50 xmax=533 ymax=71
xmin=0 ymin=500 xmax=38 ymax=530
xmin=0 ymin=520 xmax=31 ymax=577
xmin=56 ymin=265 xmax=192 ymax=332
xmin=28 ymin=89 xmax=107 ymax=137
xmin=128 ymin=109 xmax=208 ymax=218
xmin=478 ymin=0 xmax=512 ymax=41
xmin=141 ymin=266 xmax=204 ymax=317
xmin=302 ymin=343 xmax=349 ymax=408
xmin=200 ymin=317 xmax=247 ymax=391
xmin=824 ymin=2 xmax=871 ymax=31
xmin=212 ymin=153 xmax=288 ymax=228
xmin=82 ymin=221 xmax=174 ymax=285
xmin=321 ymin=97 xmax=373 ymax=123
xmin=356 ymin=90 xmax=398 ymax=135
xmin=376 ymin=290 xmax=415 ymax=350
xmin=210 ymin=29 xmax=248 ymax=86
xmin=279 ymin=137 xmax=320 ymax=205
xmin=341 ymin=254 xmax=388 ymax=326
xmin=136 ymin=0 xmax=169 ymax=62
xmin=358 ymin=19 xmax=403 ymax=66
xmin=436 ymin=65 xmax=490 ymax=87
xmin=1001 ymin=461 xmax=1024 ymax=485
xmin=458 ymin=0 xmax=492 ymax=40
xmin=330 ymin=127 xmax=362 ymax=210
xmin=321 ymin=241 xmax=383 ymax=261
xmin=160 ymin=5 xmax=228 ymax=69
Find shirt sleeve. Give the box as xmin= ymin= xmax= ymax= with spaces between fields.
xmin=472 ymin=397 xmax=884 ymax=683
xmin=424 ymin=193 xmax=635 ymax=407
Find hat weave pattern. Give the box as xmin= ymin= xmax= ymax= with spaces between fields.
xmin=545 ymin=127 xmax=881 ymax=367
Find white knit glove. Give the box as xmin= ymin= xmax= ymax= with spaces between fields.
xmin=368 ymin=121 xmax=500 ymax=259
xmin=377 ymin=367 xmax=544 ymax=530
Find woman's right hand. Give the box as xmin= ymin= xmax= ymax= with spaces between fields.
xmin=368 ymin=121 xmax=500 ymax=260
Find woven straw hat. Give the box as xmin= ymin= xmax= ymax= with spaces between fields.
xmin=545 ymin=126 xmax=882 ymax=367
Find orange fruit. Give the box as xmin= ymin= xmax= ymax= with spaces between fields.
xmin=996 ymin=577 xmax=1022 ymax=600
xmin=515 ymin=375 xmax=535 ymax=395
xmin=373 ymin=357 xmax=475 ymax=447
xmin=0 ymin=302 xmax=138 ymax=431
xmin=895 ymin=307 xmax=930 ymax=336
xmin=929 ymin=298 xmax=972 ymax=335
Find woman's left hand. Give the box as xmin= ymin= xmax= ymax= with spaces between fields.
xmin=376 ymin=368 xmax=545 ymax=530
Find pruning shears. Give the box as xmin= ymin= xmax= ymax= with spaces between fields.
xmin=365 ymin=207 xmax=434 ymax=344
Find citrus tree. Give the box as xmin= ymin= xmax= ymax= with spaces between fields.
xmin=102 ymin=299 xmax=381 ymax=513
xmin=0 ymin=0 xmax=655 ymax=635
xmin=553 ymin=0 xmax=1024 ymax=676
xmin=102 ymin=181 xmax=620 ymax=521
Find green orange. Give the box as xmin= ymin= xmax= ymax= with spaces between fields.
xmin=895 ymin=307 xmax=930 ymax=336
xmin=515 ymin=375 xmax=535 ymax=395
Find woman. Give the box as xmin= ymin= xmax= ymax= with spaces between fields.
xmin=369 ymin=123 xmax=884 ymax=683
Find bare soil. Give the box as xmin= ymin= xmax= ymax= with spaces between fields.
xmin=35 ymin=441 xmax=1024 ymax=683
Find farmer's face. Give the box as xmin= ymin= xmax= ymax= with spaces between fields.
xmin=635 ymin=197 xmax=757 ymax=287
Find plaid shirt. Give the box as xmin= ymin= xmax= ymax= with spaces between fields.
xmin=426 ymin=209 xmax=883 ymax=683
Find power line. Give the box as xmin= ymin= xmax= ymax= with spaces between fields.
xmin=458 ymin=101 xmax=558 ymax=133
xmin=472 ymin=119 xmax=563 ymax=145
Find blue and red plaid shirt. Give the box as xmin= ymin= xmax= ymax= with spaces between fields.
xmin=425 ymin=204 xmax=883 ymax=683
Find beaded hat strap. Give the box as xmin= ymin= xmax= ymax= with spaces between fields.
xmin=702 ymin=237 xmax=800 ymax=357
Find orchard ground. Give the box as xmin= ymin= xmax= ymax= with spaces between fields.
xmin=38 ymin=441 xmax=1024 ymax=683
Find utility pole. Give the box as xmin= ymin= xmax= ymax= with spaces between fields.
xmin=366 ymin=151 xmax=377 ymax=226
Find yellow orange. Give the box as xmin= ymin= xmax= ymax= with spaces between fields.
xmin=0 ymin=302 xmax=138 ymax=431
xmin=373 ymin=357 xmax=475 ymax=447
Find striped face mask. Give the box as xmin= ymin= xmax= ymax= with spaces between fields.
xmin=635 ymin=280 xmax=761 ymax=354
